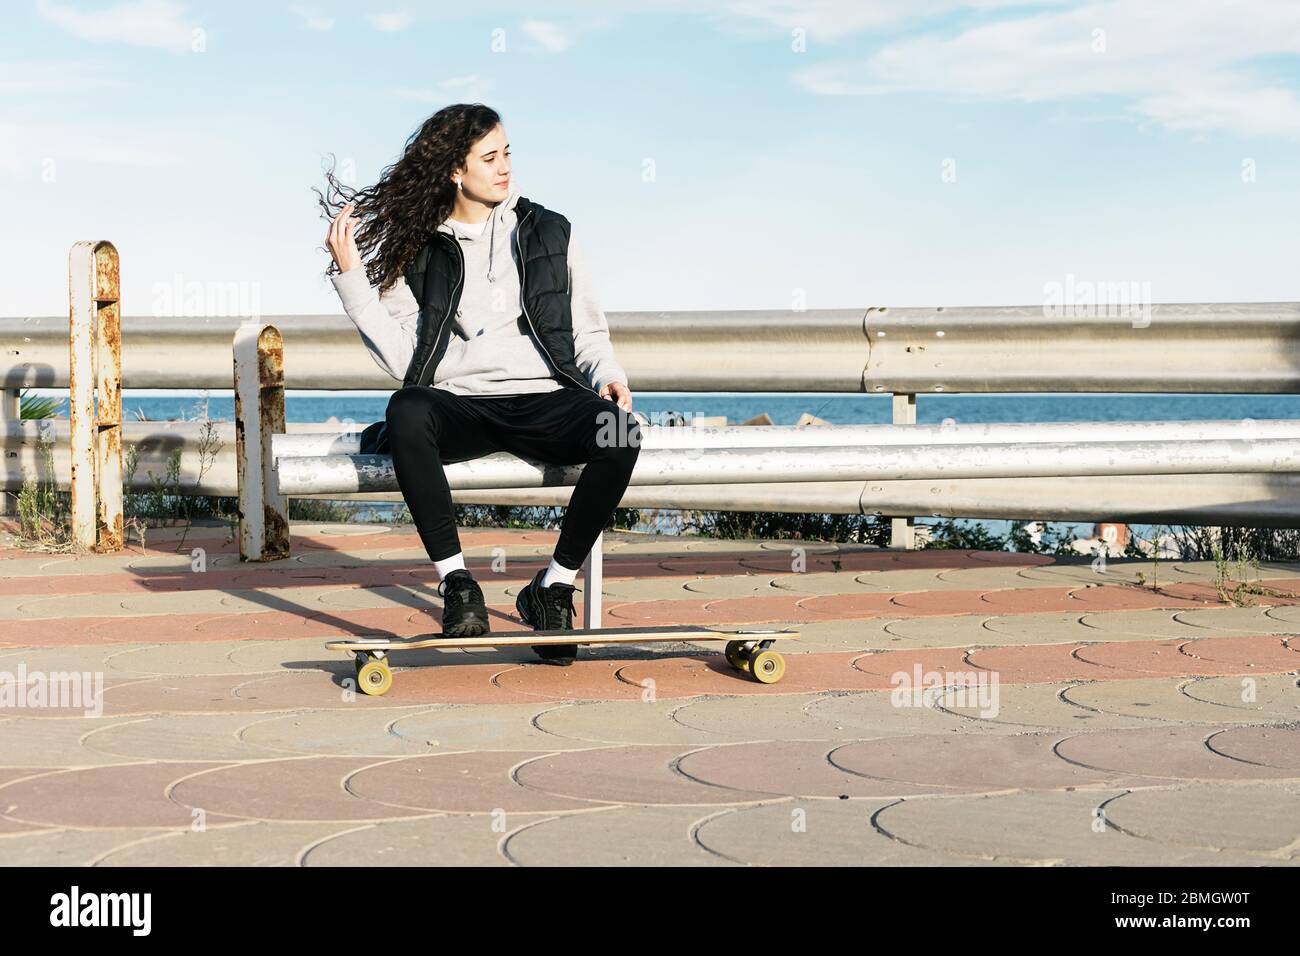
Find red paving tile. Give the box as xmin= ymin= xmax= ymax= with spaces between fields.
xmin=489 ymin=659 xmax=655 ymax=703
xmin=606 ymin=596 xmax=808 ymax=625
xmin=700 ymin=595 xmax=828 ymax=624
xmin=0 ymin=768 xmax=63 ymax=835
xmin=1162 ymin=579 xmax=1300 ymax=605
xmin=170 ymin=756 xmax=431 ymax=821
xmin=1067 ymin=585 xmax=1222 ymax=611
xmin=794 ymin=591 xmax=906 ymax=618
xmin=851 ymin=647 xmax=977 ymax=683
xmin=977 ymin=588 xmax=1081 ymax=613
xmin=1177 ymin=635 xmax=1300 ymax=669
xmin=0 ymin=763 xmax=244 ymax=828
xmin=678 ymin=740 xmax=956 ymax=797
xmin=966 ymin=643 xmax=1103 ymax=682
xmin=383 ymin=660 xmax=567 ymax=705
xmin=513 ymin=745 xmax=772 ymax=806
xmin=829 ymin=735 xmax=1163 ymax=791
xmin=1071 ymin=639 xmax=1238 ymax=677
xmin=617 ymin=652 xmax=874 ymax=696
xmin=1205 ymin=725 xmax=1300 ymax=771
xmin=348 ymin=752 xmax=599 ymax=814
xmin=890 ymin=590 xmax=1012 ymax=614
xmin=1055 ymin=725 xmax=1300 ymax=781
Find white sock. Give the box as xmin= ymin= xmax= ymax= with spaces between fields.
xmin=540 ymin=557 xmax=579 ymax=588
xmin=434 ymin=552 xmax=467 ymax=581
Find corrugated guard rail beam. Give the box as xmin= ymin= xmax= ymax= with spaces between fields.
xmin=5 ymin=302 xmax=1300 ymax=391
xmin=12 ymin=419 xmax=1300 ymax=527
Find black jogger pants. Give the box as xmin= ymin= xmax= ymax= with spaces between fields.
xmin=383 ymin=385 xmax=642 ymax=570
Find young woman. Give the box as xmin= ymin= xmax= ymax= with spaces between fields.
xmin=317 ymin=103 xmax=641 ymax=665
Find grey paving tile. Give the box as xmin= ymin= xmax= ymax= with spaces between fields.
xmin=81 ymin=714 xmax=289 ymax=761
xmin=1105 ymin=782 xmax=1300 ymax=857
xmin=695 ymin=799 xmax=996 ymax=865
xmin=303 ymin=815 xmax=514 ymax=866
xmin=504 ymin=805 xmax=735 ymax=866
xmin=0 ymin=716 xmax=146 ymax=767
xmin=875 ymin=789 xmax=1279 ymax=865
xmin=96 ymin=820 xmax=360 ymax=866
xmin=1064 ymin=677 xmax=1294 ymax=724
xmin=533 ymin=699 xmax=722 ymax=746
xmin=0 ymin=828 xmax=175 ymax=865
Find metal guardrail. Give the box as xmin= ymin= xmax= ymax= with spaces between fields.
xmin=10 ymin=419 xmax=1300 ymax=526
xmin=234 ymin=315 xmax=1300 ymax=583
xmin=5 ymin=302 xmax=1300 ymax=392
xmin=7 ymin=241 xmax=1300 ymax=556
xmin=272 ymin=438 xmax=1300 ymax=495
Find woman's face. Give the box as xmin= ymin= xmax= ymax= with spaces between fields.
xmin=455 ymin=123 xmax=511 ymax=201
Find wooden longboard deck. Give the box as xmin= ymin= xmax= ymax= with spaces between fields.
xmin=326 ymin=625 xmax=798 ymax=653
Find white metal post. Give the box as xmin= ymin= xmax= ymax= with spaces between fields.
xmin=234 ymin=323 xmax=289 ymax=561
xmin=0 ymin=387 xmax=19 ymax=516
xmin=582 ymin=530 xmax=603 ymax=629
xmin=67 ymin=241 xmax=123 ymax=552
xmin=889 ymin=392 xmax=916 ymax=549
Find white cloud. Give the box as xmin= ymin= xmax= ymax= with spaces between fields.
xmin=36 ymin=0 xmax=198 ymax=53
xmin=288 ymin=3 xmax=334 ymax=31
xmin=788 ymin=0 xmax=1300 ymax=138
xmin=369 ymin=10 xmax=416 ymax=32
xmin=521 ymin=20 xmax=574 ymax=53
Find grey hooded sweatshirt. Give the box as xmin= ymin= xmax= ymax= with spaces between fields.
xmin=330 ymin=180 xmax=628 ymax=397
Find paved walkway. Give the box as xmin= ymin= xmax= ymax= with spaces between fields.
xmin=1 ymin=518 xmax=1297 ymax=866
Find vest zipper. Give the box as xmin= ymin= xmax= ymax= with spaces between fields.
xmin=414 ymin=233 xmax=465 ymax=388
xmin=516 ymin=206 xmax=600 ymax=396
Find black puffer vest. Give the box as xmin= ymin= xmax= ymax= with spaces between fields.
xmin=359 ymin=196 xmax=597 ymax=456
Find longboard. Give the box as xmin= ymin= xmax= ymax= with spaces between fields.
xmin=326 ymin=624 xmax=798 ymax=696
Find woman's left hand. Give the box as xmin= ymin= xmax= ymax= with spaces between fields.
xmin=600 ymin=381 xmax=633 ymax=412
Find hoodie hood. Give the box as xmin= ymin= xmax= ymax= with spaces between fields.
xmin=437 ymin=179 xmax=522 ymax=283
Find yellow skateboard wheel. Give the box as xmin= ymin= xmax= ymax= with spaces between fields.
xmin=356 ymin=659 xmax=393 ymax=696
xmin=749 ymin=650 xmax=785 ymax=684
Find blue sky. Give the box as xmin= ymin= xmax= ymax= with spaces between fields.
xmin=3 ymin=0 xmax=1299 ymax=319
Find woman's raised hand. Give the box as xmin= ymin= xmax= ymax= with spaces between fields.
xmin=326 ymin=202 xmax=363 ymax=273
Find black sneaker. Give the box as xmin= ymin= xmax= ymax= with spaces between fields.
xmin=515 ymin=568 xmax=580 ymax=665
xmin=437 ymin=569 xmax=489 ymax=637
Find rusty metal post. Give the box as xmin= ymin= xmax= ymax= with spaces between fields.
xmin=889 ymin=392 xmax=917 ymax=549
xmin=67 ymin=241 xmax=123 ymax=552
xmin=234 ymin=323 xmax=289 ymax=561
xmin=582 ymin=531 xmax=603 ymax=628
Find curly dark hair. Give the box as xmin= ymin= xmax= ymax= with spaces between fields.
xmin=314 ymin=103 xmax=502 ymax=294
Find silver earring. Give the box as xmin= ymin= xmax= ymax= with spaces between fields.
xmin=455 ymin=180 xmax=462 ymax=191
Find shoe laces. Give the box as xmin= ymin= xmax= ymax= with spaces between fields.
xmin=538 ymin=580 xmax=580 ymax=626
xmin=438 ymin=572 xmax=480 ymax=605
